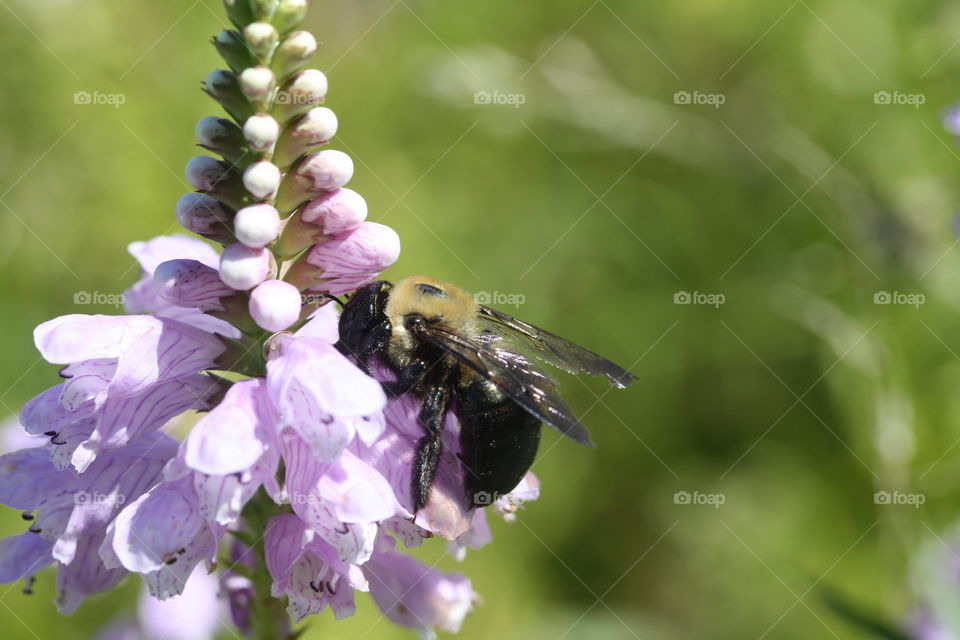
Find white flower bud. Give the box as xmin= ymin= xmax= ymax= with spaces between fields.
xmin=185 ymin=156 xmax=229 ymax=191
xmin=273 ymin=30 xmax=317 ymax=78
xmin=299 ymin=149 xmax=353 ymax=190
xmin=234 ymin=203 xmax=281 ymax=248
xmin=274 ymin=69 xmax=327 ymax=121
xmin=239 ymin=66 xmax=276 ymax=103
xmin=301 ymin=188 xmax=367 ymax=235
xmin=244 ymin=21 xmax=279 ymax=60
xmin=281 ymin=30 xmax=316 ymax=59
xmin=275 ymin=150 xmax=353 ymax=212
xmin=249 ymin=279 xmax=302 ymax=332
xmin=219 ymin=243 xmax=274 ymax=291
xmin=243 ymin=161 xmax=282 ymax=199
xmin=243 ymin=114 xmax=280 ymax=151
xmin=274 ymin=107 xmax=337 ymax=166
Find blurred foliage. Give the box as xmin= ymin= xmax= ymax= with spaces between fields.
xmin=4 ymin=0 xmax=960 ymax=638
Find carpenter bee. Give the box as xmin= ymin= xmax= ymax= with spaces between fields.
xmin=335 ymin=276 xmax=636 ymax=513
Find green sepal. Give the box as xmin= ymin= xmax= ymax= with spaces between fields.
xmin=213 ymin=30 xmax=258 ymax=73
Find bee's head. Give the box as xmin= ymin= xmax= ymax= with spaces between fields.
xmin=337 ymin=280 xmax=392 ymax=355
xmin=385 ymin=276 xmax=477 ymax=334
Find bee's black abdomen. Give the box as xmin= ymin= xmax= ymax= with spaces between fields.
xmin=456 ymin=379 xmax=541 ymax=507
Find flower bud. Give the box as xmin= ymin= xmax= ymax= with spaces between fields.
xmin=175 ymin=193 xmax=233 ymax=237
xmin=196 ymin=116 xmax=247 ymax=163
xmin=274 ymin=107 xmax=338 ymax=167
xmin=220 ymin=243 xmax=276 ymax=290
xmin=213 ymin=30 xmax=257 ymax=73
xmin=271 ymin=30 xmax=317 ymax=79
xmin=243 ymin=161 xmax=282 ymax=199
xmin=186 ymin=156 xmax=231 ymax=191
xmin=249 ymin=279 xmax=302 ymax=332
xmin=275 ymin=150 xmax=353 ymax=213
xmin=243 ymin=21 xmax=279 ymax=62
xmin=205 ymin=70 xmax=254 ymax=123
xmin=234 ymin=203 xmax=281 ymax=248
xmin=277 ymin=188 xmax=366 ymax=258
xmin=239 ymin=66 xmax=276 ymax=106
xmin=273 ymin=69 xmax=327 ymax=122
xmin=154 ymin=259 xmax=237 ymax=312
xmin=223 ymin=0 xmax=254 ymax=30
xmin=284 ymin=222 xmax=401 ymax=295
xmin=250 ymin=0 xmax=280 ymax=22
xmin=243 ymin=114 xmax=280 ymax=152
xmin=272 ymin=0 xmax=308 ymax=35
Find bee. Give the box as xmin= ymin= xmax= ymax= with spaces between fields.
xmin=335 ymin=276 xmax=636 ymax=513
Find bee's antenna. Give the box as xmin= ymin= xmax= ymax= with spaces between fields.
xmin=326 ymin=294 xmax=345 ymax=308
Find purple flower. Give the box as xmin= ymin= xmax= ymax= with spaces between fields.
xmin=264 ymin=513 xmax=368 ymax=621
xmin=0 ymin=432 xmax=176 ymax=612
xmin=125 ymin=236 xmax=241 ymax=338
xmin=0 ymin=2 xmax=547 ymax=636
xmin=363 ymin=544 xmax=476 ymax=636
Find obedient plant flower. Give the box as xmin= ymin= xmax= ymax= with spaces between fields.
xmin=0 ymin=1 xmax=538 ymax=638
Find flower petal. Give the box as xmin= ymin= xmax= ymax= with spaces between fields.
xmin=106 ymin=478 xmax=203 ymax=574
xmin=363 ymin=550 xmax=475 ymax=635
xmin=0 ymin=532 xmax=52 ymax=583
xmin=184 ymin=379 xmax=269 ymax=475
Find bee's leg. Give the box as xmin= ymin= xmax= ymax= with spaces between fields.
xmin=381 ymin=359 xmax=428 ymax=397
xmin=411 ymin=384 xmax=450 ymax=513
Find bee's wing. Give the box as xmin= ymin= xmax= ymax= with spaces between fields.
xmin=411 ymin=323 xmax=594 ymax=446
xmin=477 ymin=305 xmax=637 ymax=388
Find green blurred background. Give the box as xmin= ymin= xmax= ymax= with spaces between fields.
xmin=4 ymin=0 xmax=960 ymax=638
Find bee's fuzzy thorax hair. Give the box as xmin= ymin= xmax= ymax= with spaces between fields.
xmin=385 ymin=275 xmax=478 ymax=334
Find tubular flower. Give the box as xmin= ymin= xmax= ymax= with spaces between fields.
xmin=0 ymin=0 xmax=537 ymax=637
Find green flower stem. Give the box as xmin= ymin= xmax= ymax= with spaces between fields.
xmin=241 ymin=489 xmax=294 ymax=640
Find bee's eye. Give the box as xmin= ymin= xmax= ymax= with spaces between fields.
xmin=416 ymin=283 xmax=446 ymax=297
